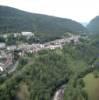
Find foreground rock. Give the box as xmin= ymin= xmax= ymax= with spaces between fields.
xmin=53 ymin=85 xmax=65 ymax=100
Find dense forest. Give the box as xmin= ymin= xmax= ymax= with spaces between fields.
xmin=0 ymin=38 xmax=99 ymax=100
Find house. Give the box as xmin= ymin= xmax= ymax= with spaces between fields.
xmin=0 ymin=63 xmax=4 ymax=72
xmin=0 ymin=43 xmax=6 ymax=49
xmin=7 ymin=45 xmax=17 ymax=51
xmin=45 ymin=44 xmax=62 ymax=50
xmin=0 ymin=66 xmax=3 ymax=72
xmin=21 ymin=32 xmax=34 ymax=37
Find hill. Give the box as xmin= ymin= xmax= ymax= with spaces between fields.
xmin=82 ymin=22 xmax=88 ymax=27
xmin=0 ymin=42 xmax=98 ymax=100
xmin=0 ymin=6 xmax=87 ymax=35
xmin=87 ymin=16 xmax=99 ymax=34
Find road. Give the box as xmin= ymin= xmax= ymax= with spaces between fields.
xmin=0 ymin=61 xmax=19 ymax=77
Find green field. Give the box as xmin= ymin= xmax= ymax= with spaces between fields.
xmin=83 ymin=73 xmax=99 ymax=100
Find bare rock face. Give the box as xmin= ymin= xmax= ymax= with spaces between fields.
xmin=53 ymin=88 xmax=64 ymax=100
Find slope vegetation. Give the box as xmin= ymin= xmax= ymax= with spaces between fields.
xmin=0 ymin=6 xmax=87 ymax=35
xmin=87 ymin=16 xmax=99 ymax=34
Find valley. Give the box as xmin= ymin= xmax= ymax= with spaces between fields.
xmin=0 ymin=32 xmax=80 ymax=75
xmin=0 ymin=5 xmax=99 ymax=100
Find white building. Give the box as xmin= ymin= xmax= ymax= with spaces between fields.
xmin=0 ymin=66 xmax=3 ymax=72
xmin=21 ymin=32 xmax=34 ymax=37
xmin=45 ymin=45 xmax=62 ymax=50
xmin=0 ymin=43 xmax=6 ymax=49
xmin=7 ymin=45 xmax=17 ymax=51
xmin=0 ymin=63 xmax=4 ymax=72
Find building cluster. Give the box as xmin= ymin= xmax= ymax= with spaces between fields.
xmin=0 ymin=32 xmax=80 ymax=73
xmin=16 ymin=35 xmax=79 ymax=54
xmin=0 ymin=50 xmax=13 ymax=73
xmin=1 ymin=32 xmax=34 ymax=38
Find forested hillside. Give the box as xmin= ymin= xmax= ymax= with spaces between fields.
xmin=87 ymin=16 xmax=99 ymax=34
xmin=0 ymin=6 xmax=87 ymax=35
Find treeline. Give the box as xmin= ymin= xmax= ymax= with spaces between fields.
xmin=0 ymin=33 xmax=61 ymax=45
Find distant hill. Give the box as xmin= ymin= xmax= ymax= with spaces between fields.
xmin=82 ymin=22 xmax=88 ymax=27
xmin=0 ymin=6 xmax=87 ymax=34
xmin=87 ymin=16 xmax=99 ymax=34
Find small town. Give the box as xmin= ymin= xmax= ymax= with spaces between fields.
xmin=1 ymin=3 xmax=99 ymax=100
xmin=0 ymin=32 xmax=80 ymax=74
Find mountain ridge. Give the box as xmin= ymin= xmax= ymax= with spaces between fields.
xmin=0 ymin=5 xmax=87 ymax=34
xmin=87 ymin=16 xmax=99 ymax=34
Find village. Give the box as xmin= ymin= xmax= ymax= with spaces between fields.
xmin=0 ymin=32 xmax=80 ymax=74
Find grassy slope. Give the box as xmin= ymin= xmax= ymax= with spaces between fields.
xmin=83 ymin=73 xmax=99 ymax=100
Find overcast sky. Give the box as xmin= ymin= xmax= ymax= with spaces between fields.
xmin=0 ymin=0 xmax=99 ymax=22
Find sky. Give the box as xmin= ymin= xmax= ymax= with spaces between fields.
xmin=0 ymin=0 xmax=99 ymax=22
